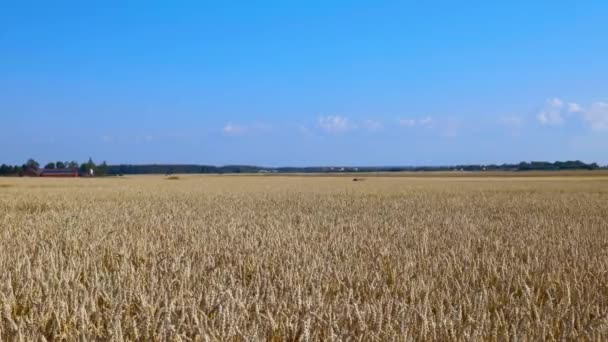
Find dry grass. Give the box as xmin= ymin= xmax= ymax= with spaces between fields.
xmin=1 ymin=175 xmax=607 ymax=340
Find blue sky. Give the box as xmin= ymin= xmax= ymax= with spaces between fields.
xmin=1 ymin=1 xmax=607 ymax=166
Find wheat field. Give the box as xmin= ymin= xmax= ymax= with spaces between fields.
xmin=0 ymin=175 xmax=607 ymax=340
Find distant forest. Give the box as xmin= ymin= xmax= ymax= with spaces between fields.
xmin=0 ymin=159 xmax=603 ymax=177
xmin=108 ymin=160 xmax=603 ymax=175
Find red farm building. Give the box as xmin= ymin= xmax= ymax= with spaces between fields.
xmin=40 ymin=168 xmax=79 ymax=177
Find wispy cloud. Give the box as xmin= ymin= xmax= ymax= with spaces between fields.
xmin=222 ymin=123 xmax=248 ymax=136
xmin=398 ymin=116 xmax=461 ymax=138
xmin=223 ymin=100 xmax=605 ymax=141
xmin=537 ymin=98 xmax=565 ymax=125
xmin=318 ymin=115 xmax=355 ymax=133
xmin=537 ymin=98 xmax=582 ymax=126
xmin=398 ymin=119 xmax=416 ymax=127
xmin=583 ymin=102 xmax=608 ymax=131
xmin=568 ymin=102 xmax=583 ymax=113
xmin=399 ymin=116 xmax=434 ymax=127
xmin=535 ymin=97 xmax=608 ymax=131
xmin=222 ymin=122 xmax=272 ymax=136
xmin=362 ymin=119 xmax=383 ymax=132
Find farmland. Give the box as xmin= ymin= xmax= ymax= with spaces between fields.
xmin=0 ymin=174 xmax=607 ymax=340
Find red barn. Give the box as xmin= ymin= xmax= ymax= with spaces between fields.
xmin=40 ymin=168 xmax=79 ymax=177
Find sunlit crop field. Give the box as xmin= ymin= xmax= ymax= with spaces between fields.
xmin=1 ymin=174 xmax=607 ymax=340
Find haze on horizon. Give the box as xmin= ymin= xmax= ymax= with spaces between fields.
xmin=1 ymin=1 xmax=607 ymax=166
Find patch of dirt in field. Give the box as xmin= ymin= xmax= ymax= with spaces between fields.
xmin=14 ymin=202 xmax=53 ymax=214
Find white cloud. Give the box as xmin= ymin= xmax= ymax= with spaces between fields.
xmin=399 ymin=116 xmax=434 ymax=127
xmin=418 ymin=116 xmax=434 ymax=127
xmin=568 ymin=102 xmax=583 ymax=113
xmin=537 ymin=97 xmax=565 ymax=125
xmin=318 ymin=115 xmax=355 ymax=133
xmin=362 ymin=120 xmax=383 ymax=132
xmin=549 ymin=97 xmax=563 ymax=107
xmin=583 ymin=102 xmax=608 ymax=131
xmin=222 ymin=122 xmax=273 ymax=136
xmin=536 ymin=98 xmax=584 ymax=126
xmin=222 ymin=123 xmax=247 ymax=135
xmin=398 ymin=119 xmax=416 ymax=127
xmin=398 ymin=116 xmax=461 ymax=138
xmin=534 ymin=98 xmax=608 ymax=131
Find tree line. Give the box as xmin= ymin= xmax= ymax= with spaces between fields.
xmin=0 ymin=159 xmax=603 ymax=177
xmin=0 ymin=158 xmax=108 ymax=176
xmin=107 ymin=160 xmax=603 ymax=175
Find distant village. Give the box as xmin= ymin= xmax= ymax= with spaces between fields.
xmin=0 ymin=158 xmax=108 ymax=177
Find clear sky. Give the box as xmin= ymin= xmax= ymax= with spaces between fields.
xmin=1 ymin=1 xmax=607 ymax=166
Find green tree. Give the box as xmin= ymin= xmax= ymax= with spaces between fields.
xmin=68 ymin=161 xmax=79 ymax=168
xmin=0 ymin=164 xmax=9 ymax=176
xmin=26 ymin=159 xmax=39 ymax=170
xmin=45 ymin=162 xmax=56 ymax=169
xmin=56 ymin=161 xmax=66 ymax=169
xmin=97 ymin=161 xmax=108 ymax=176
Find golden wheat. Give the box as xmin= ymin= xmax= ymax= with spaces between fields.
xmin=0 ymin=175 xmax=607 ymax=340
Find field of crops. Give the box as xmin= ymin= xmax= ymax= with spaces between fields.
xmin=0 ymin=174 xmax=607 ymax=340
